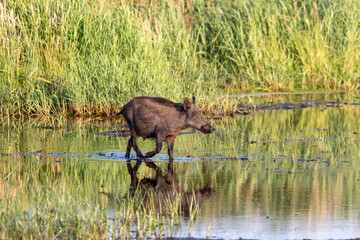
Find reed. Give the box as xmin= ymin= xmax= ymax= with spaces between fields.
xmin=0 ymin=0 xmax=359 ymax=120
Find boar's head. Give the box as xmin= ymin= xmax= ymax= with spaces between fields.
xmin=184 ymin=97 xmax=215 ymax=134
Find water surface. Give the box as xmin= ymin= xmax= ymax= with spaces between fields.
xmin=1 ymin=93 xmax=360 ymax=239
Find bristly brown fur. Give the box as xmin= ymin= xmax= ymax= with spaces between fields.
xmin=101 ymin=96 xmax=215 ymax=160
xmin=134 ymin=96 xmax=176 ymax=106
xmin=134 ymin=96 xmax=184 ymax=111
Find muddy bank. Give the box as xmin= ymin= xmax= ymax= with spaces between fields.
xmin=94 ymin=129 xmax=130 ymax=137
xmin=233 ymin=98 xmax=360 ymax=115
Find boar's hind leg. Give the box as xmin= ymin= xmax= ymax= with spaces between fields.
xmin=128 ymin=131 xmax=144 ymax=159
xmin=144 ymin=135 xmax=164 ymax=158
xmin=125 ymin=138 xmax=132 ymax=158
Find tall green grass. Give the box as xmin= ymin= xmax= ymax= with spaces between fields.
xmin=1 ymin=0 xmax=359 ymax=119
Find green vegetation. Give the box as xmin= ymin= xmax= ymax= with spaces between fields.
xmin=1 ymin=0 xmax=359 ymax=119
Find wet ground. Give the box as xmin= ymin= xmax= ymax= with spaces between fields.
xmin=1 ymin=93 xmax=360 ymax=239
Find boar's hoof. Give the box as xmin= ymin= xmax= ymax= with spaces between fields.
xmin=145 ymin=151 xmax=156 ymax=158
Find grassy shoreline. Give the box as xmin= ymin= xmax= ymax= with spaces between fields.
xmin=1 ymin=0 xmax=359 ymax=120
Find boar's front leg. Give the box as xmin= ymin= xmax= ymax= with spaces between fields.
xmin=166 ymin=157 xmax=175 ymax=183
xmin=144 ymin=134 xmax=164 ymax=158
xmin=166 ymin=135 xmax=176 ymax=160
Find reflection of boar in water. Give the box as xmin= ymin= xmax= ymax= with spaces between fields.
xmin=102 ymin=96 xmax=215 ymax=160
xmin=127 ymin=160 xmax=214 ymax=217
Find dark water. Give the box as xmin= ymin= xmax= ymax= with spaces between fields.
xmin=1 ymin=93 xmax=360 ymax=239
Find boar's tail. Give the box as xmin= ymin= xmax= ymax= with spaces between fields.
xmin=101 ymin=109 xmax=124 ymax=122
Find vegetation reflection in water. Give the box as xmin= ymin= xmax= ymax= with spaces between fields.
xmin=1 ymin=94 xmax=360 ymax=239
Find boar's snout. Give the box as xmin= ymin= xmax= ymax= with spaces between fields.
xmin=200 ymin=124 xmax=215 ymax=134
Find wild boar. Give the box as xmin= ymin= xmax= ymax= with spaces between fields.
xmin=102 ymin=96 xmax=215 ymax=160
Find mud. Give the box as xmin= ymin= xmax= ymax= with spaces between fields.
xmin=94 ymin=129 xmax=130 ymax=137
xmin=235 ymin=99 xmax=360 ymax=115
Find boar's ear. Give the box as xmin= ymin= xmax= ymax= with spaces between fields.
xmin=183 ymin=97 xmax=191 ymax=111
xmin=192 ymin=96 xmax=196 ymax=104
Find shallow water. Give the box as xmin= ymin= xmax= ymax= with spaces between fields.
xmin=1 ymin=93 xmax=360 ymax=239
